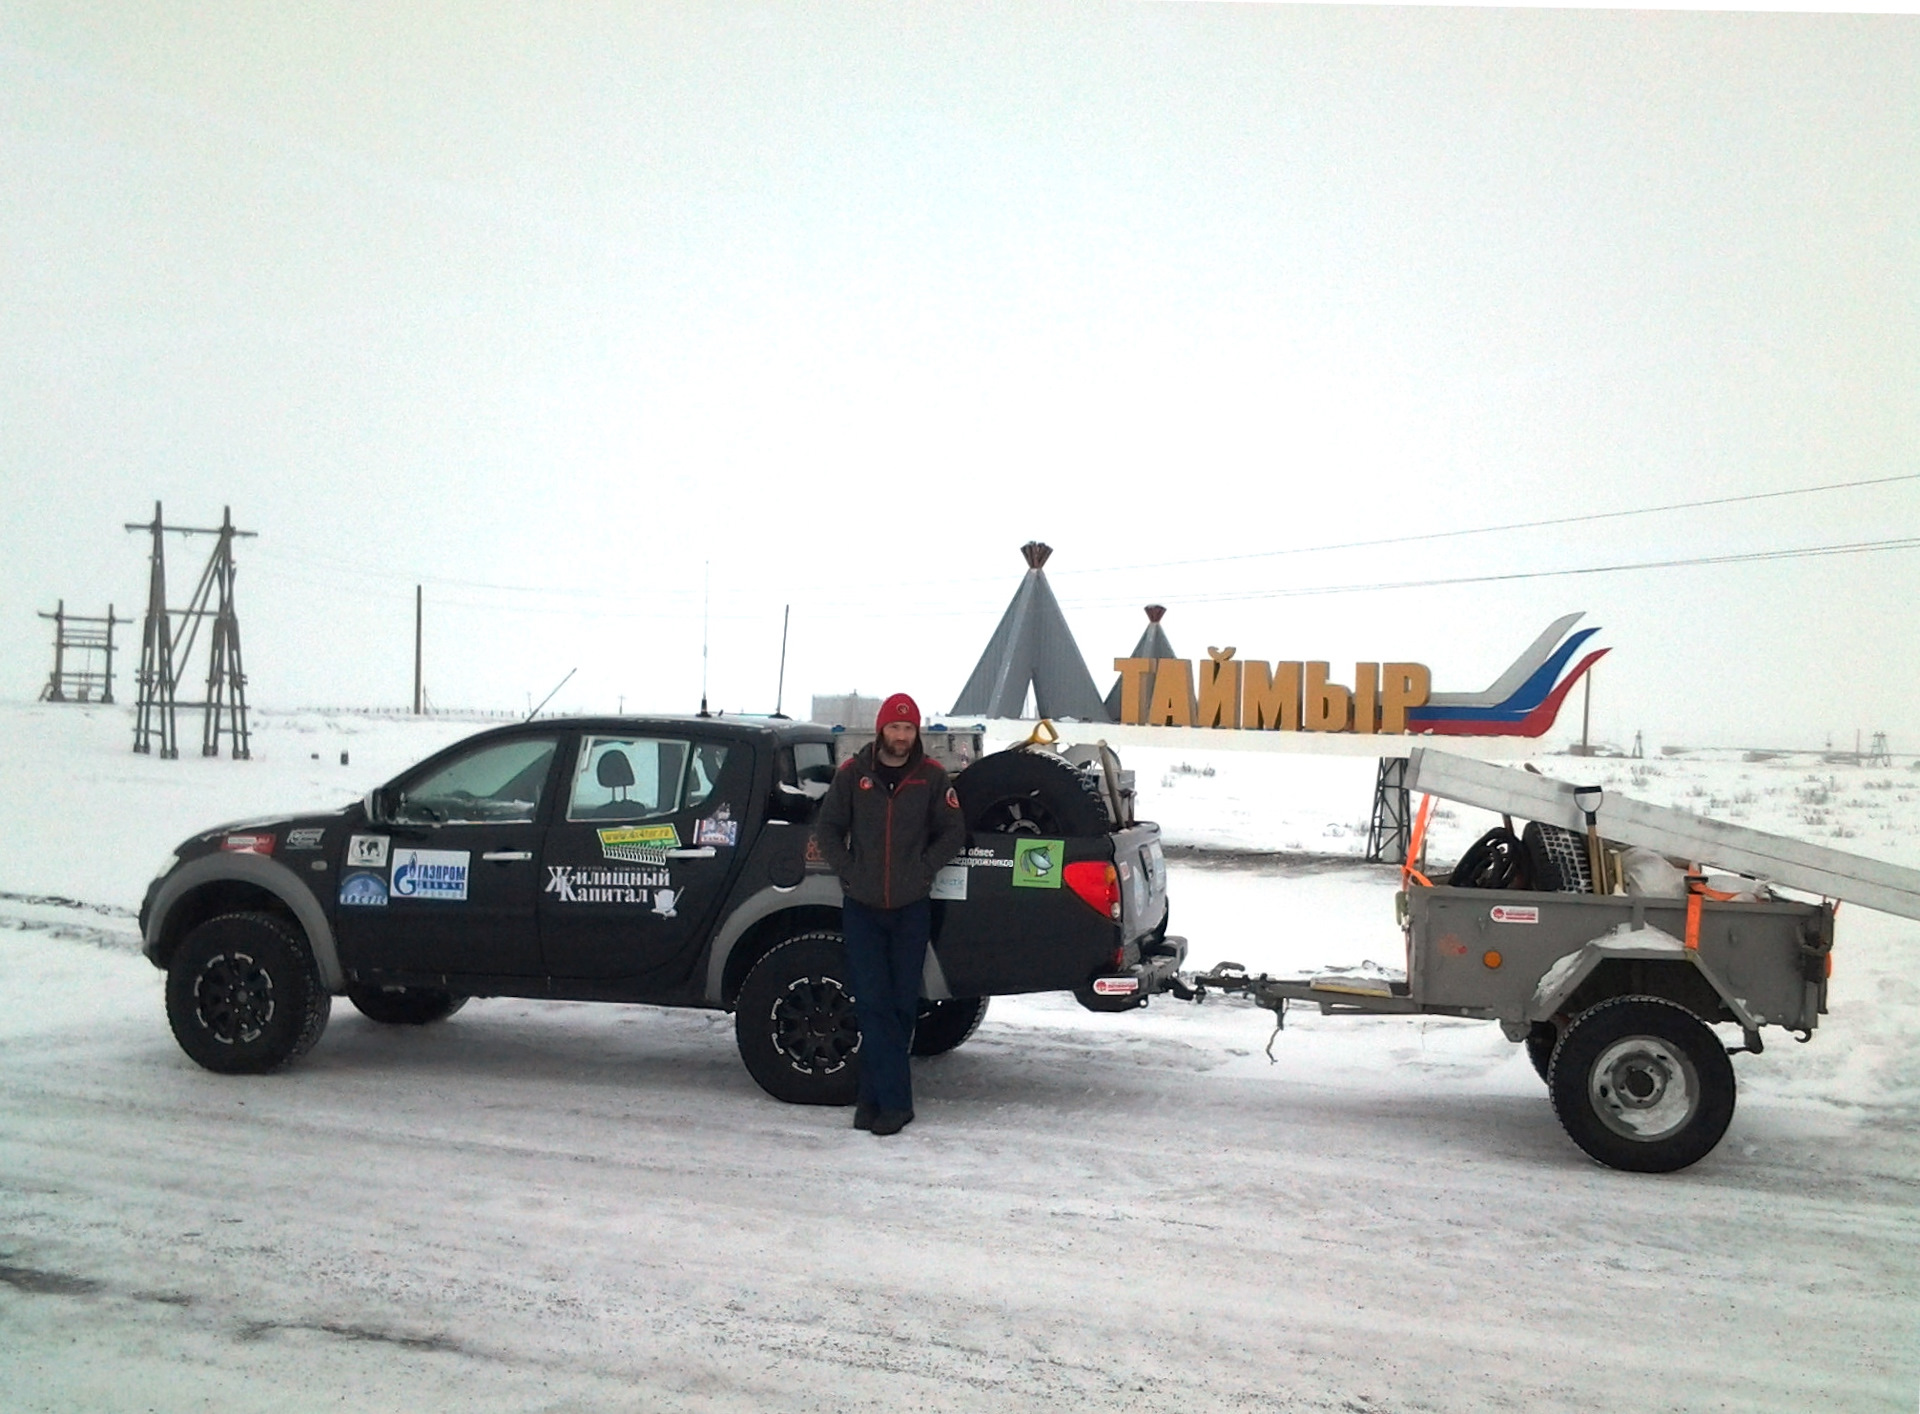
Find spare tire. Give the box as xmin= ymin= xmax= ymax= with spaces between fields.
xmin=955 ymin=749 xmax=1112 ymax=836
xmin=1523 ymin=821 xmax=1593 ymax=893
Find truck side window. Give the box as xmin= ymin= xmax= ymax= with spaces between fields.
xmin=568 ymin=736 xmax=690 ymax=822
xmin=398 ymin=738 xmax=558 ymax=825
xmin=686 ymin=744 xmax=731 ymax=809
xmin=792 ymin=742 xmax=834 ymax=796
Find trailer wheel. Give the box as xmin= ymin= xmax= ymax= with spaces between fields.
xmin=955 ymin=749 xmax=1111 ymax=837
xmin=1524 ymin=1022 xmax=1558 ymax=1084
xmin=1549 ymin=996 xmax=1735 ymax=1172
xmin=912 ymin=996 xmax=989 ymax=1056
xmin=734 ymin=932 xmax=862 ymax=1106
xmin=1522 ymin=822 xmax=1592 ymax=893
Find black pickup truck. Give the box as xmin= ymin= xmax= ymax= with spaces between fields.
xmin=140 ymin=716 xmax=1181 ymax=1104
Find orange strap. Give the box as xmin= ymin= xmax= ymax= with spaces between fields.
xmin=1402 ymin=794 xmax=1436 ymax=890
xmin=1683 ymin=872 xmax=1741 ymax=950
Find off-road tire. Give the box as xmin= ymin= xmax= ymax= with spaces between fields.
xmin=1548 ymin=996 xmax=1735 ymax=1173
xmin=955 ymin=749 xmax=1111 ymax=837
xmin=1522 ymin=821 xmax=1593 ymax=894
xmin=347 ymin=986 xmax=467 ymax=1026
xmin=734 ymin=932 xmax=862 ymax=1106
xmin=912 ymin=996 xmax=989 ymax=1056
xmin=165 ymin=911 xmax=331 ymax=1075
xmin=1524 ymin=1021 xmax=1558 ymax=1084
xmin=1451 ymin=827 xmax=1530 ymax=890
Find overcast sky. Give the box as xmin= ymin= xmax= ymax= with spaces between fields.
xmin=2 ymin=2 xmax=1915 ymax=751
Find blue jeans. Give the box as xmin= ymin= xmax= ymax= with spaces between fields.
xmin=841 ymin=897 xmax=929 ymax=1115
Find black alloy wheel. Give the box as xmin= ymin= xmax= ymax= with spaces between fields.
xmin=165 ymin=911 xmax=331 ymax=1075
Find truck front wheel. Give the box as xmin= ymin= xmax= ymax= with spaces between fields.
xmin=734 ymin=932 xmax=862 ymax=1106
xmin=1548 ymin=996 xmax=1735 ymax=1172
xmin=165 ymin=911 xmax=331 ymax=1075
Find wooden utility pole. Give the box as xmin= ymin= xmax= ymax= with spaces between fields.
xmin=414 ymin=584 xmax=423 ymax=715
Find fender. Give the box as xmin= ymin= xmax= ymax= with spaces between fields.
xmin=701 ymin=876 xmax=955 ymax=1005
xmin=1527 ymin=927 xmax=1761 ymax=1034
xmin=143 ymin=852 xmax=345 ymax=992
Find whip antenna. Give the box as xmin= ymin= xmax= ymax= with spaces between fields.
xmin=774 ymin=604 xmax=790 ymax=718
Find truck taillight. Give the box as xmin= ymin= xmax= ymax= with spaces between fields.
xmin=1064 ymin=861 xmax=1122 ymax=921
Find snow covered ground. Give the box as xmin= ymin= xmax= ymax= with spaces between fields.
xmin=2 ymin=702 xmax=1917 ymax=1412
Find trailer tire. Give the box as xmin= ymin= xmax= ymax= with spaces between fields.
xmin=734 ymin=932 xmax=862 ymax=1106
xmin=1524 ymin=1022 xmax=1558 ymax=1084
xmin=1523 ymin=822 xmax=1593 ymax=893
xmin=912 ymin=996 xmax=989 ymax=1056
xmin=955 ymin=749 xmax=1111 ymax=837
xmin=1549 ymin=996 xmax=1735 ymax=1172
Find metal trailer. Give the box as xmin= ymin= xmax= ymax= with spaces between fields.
xmin=1172 ymin=748 xmax=1920 ymax=1173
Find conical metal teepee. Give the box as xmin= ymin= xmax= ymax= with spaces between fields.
xmin=1104 ymin=604 xmax=1177 ymax=722
xmin=951 ymin=543 xmax=1111 ymax=721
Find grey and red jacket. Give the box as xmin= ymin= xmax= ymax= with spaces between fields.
xmin=813 ymin=742 xmax=967 ymax=910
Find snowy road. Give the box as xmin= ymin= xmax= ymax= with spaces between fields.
xmin=3 ymin=707 xmax=1919 ymax=1410
xmin=4 ymin=907 xmax=1917 ymax=1413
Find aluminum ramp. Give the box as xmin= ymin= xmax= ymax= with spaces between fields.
xmin=1406 ymin=747 xmax=1920 ymax=923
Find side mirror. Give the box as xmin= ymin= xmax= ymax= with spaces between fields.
xmin=769 ymin=782 xmax=817 ymax=824
xmin=364 ymin=786 xmax=400 ymax=826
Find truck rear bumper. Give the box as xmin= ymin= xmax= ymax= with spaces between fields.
xmin=1082 ymin=934 xmax=1188 ymax=1003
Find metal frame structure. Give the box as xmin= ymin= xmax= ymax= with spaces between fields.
xmin=38 ymin=600 xmax=128 ymax=703
xmin=127 ymin=503 xmax=256 ymax=759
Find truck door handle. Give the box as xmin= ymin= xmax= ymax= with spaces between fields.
xmin=666 ymin=847 xmax=716 ymax=859
xmin=482 ymin=850 xmax=533 ymax=862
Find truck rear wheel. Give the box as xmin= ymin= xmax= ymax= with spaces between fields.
xmin=347 ymin=985 xmax=467 ymax=1026
xmin=955 ymin=749 xmax=1110 ymax=836
xmin=165 ymin=912 xmax=331 ymax=1075
xmin=1548 ymin=996 xmax=1735 ymax=1172
xmin=912 ymin=996 xmax=989 ymax=1056
xmin=734 ymin=932 xmax=862 ymax=1105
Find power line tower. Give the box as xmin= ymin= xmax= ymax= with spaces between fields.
xmin=1365 ymin=756 xmax=1413 ymax=864
xmin=38 ymin=600 xmax=129 ymax=703
xmin=125 ymin=503 xmax=257 ymax=759
xmin=1867 ymin=732 xmax=1892 ymax=767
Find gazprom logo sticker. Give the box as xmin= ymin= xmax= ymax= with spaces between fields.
xmin=339 ymin=871 xmax=389 ymax=907
xmin=391 ymin=849 xmax=470 ymax=901
xmin=1011 ymin=838 xmax=1064 ymax=890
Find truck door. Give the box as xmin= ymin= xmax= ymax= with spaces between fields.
xmin=536 ymin=731 xmax=746 ymax=991
xmin=333 ymin=734 xmax=559 ymax=979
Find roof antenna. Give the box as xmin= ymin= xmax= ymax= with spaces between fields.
xmin=527 ymin=667 xmax=576 ymax=721
xmin=698 ymin=560 xmax=711 ymax=718
xmin=772 ymin=604 xmax=790 ymax=718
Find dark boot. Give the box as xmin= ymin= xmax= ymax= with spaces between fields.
xmin=852 ymin=1101 xmax=878 ymax=1131
xmin=869 ymin=1109 xmax=914 ymax=1137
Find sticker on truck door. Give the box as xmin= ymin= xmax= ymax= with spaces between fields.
xmin=1011 ymin=839 xmax=1064 ymax=889
xmin=929 ymin=865 xmax=968 ymax=901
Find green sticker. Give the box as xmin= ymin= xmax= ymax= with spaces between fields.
xmin=1011 ymin=838 xmax=1064 ymax=889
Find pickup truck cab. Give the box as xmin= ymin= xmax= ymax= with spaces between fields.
xmin=140 ymin=716 xmax=1181 ymax=1104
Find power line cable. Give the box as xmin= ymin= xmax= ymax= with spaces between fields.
xmin=1083 ymin=534 xmax=1920 ymax=608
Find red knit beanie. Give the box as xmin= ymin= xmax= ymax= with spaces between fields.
xmin=876 ymin=692 xmax=920 ymax=733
